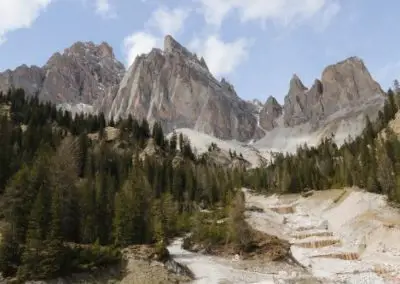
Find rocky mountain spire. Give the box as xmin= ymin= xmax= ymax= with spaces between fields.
xmin=259 ymin=96 xmax=283 ymax=131
xmin=105 ymin=36 xmax=259 ymax=142
xmin=164 ymin=35 xmax=192 ymax=57
xmin=283 ymin=56 xmax=385 ymax=128
xmin=289 ymin=74 xmax=307 ymax=94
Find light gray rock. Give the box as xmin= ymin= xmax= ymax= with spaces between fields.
xmin=259 ymin=96 xmax=283 ymax=131
xmin=283 ymin=57 xmax=385 ymax=128
xmin=106 ymin=35 xmax=261 ymax=142
xmin=0 ymin=65 xmax=44 ymax=96
xmin=0 ymin=37 xmax=387 ymax=147
xmin=0 ymin=41 xmax=125 ymax=106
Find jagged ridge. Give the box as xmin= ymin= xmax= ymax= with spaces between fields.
xmin=0 ymin=36 xmax=387 ymax=147
xmin=0 ymin=41 xmax=125 ymax=107
xmin=102 ymin=35 xmax=263 ymax=142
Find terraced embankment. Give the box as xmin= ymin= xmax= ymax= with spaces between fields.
xmin=244 ymin=188 xmax=400 ymax=283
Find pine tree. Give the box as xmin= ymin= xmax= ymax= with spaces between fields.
xmin=227 ymin=191 xmax=252 ymax=250
xmin=0 ymin=228 xmax=21 ymax=277
xmin=96 ymin=173 xmax=112 ymax=245
xmin=0 ymin=116 xmax=13 ymax=191
xmin=17 ymin=189 xmax=48 ymax=280
xmin=41 ymin=190 xmax=67 ymax=279
xmin=169 ymin=130 xmax=178 ymax=153
xmin=79 ymin=178 xmax=97 ymax=243
xmin=113 ymin=190 xmax=134 ymax=247
xmin=178 ymin=133 xmax=184 ymax=152
xmin=4 ymin=165 xmax=37 ymax=243
xmin=152 ymin=122 xmax=165 ymax=148
xmin=161 ymin=192 xmax=178 ymax=237
xmin=363 ymin=116 xmax=375 ymax=145
xmin=50 ymin=137 xmax=81 ymax=242
xmin=113 ymin=172 xmax=153 ymax=246
xmin=394 ymin=79 xmax=400 ymax=94
xmin=377 ymin=143 xmax=396 ymax=200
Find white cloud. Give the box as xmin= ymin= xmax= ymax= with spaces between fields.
xmin=147 ymin=6 xmax=190 ymax=36
xmin=0 ymin=0 xmax=52 ymax=43
xmin=316 ymin=1 xmax=341 ymax=31
xmin=123 ymin=5 xmax=191 ymax=67
xmin=197 ymin=0 xmax=340 ymax=29
xmin=95 ymin=0 xmax=116 ymax=18
xmin=123 ymin=32 xmax=160 ymax=67
xmin=189 ymin=35 xmax=252 ymax=76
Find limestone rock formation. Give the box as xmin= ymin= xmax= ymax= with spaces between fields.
xmin=0 ymin=65 xmax=44 ymax=96
xmin=0 ymin=37 xmax=387 ymax=149
xmin=283 ymin=57 xmax=385 ymax=128
xmin=259 ymin=96 xmax=283 ymax=131
xmin=0 ymin=41 xmax=125 ymax=106
xmin=105 ymin=35 xmax=260 ymax=142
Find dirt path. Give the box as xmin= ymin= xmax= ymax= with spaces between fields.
xmin=244 ymin=188 xmax=400 ymax=284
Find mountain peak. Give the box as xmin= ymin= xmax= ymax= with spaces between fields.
xmin=259 ymin=96 xmax=283 ymax=131
xmin=98 ymin=42 xmax=115 ymax=58
xmin=289 ymin=73 xmax=307 ymax=94
xmin=266 ymin=96 xmax=280 ymax=106
xmin=164 ymin=35 xmax=191 ymax=56
xmin=63 ymin=41 xmax=116 ymax=59
xmin=283 ymin=56 xmax=385 ymax=128
xmin=342 ymin=56 xmax=363 ymax=64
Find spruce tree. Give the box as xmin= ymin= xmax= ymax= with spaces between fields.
xmin=17 ymin=189 xmax=48 ymax=280
xmin=0 ymin=228 xmax=21 ymax=277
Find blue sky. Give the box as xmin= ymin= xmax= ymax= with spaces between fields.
xmin=0 ymin=0 xmax=399 ymax=103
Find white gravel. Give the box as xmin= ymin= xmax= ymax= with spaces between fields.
xmin=244 ymin=188 xmax=400 ymax=283
xmin=168 ymin=239 xmax=276 ymax=284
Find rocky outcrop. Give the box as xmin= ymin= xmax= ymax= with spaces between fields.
xmin=120 ymin=244 xmax=194 ymax=283
xmin=259 ymin=96 xmax=283 ymax=131
xmin=139 ymin=138 xmax=165 ymax=161
xmin=283 ymin=57 xmax=385 ymax=128
xmin=199 ymin=144 xmax=251 ymax=169
xmin=0 ymin=41 xmax=125 ymax=106
xmin=105 ymin=35 xmax=260 ymax=142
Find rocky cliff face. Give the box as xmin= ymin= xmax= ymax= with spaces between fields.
xmin=259 ymin=96 xmax=283 ymax=131
xmin=0 ymin=41 xmax=125 ymax=106
xmin=259 ymin=57 xmax=385 ymax=130
xmin=285 ymin=57 xmax=384 ymax=128
xmin=0 ymin=36 xmax=387 ymax=146
xmin=104 ymin=35 xmax=261 ymax=142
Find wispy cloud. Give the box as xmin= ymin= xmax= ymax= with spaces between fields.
xmin=123 ymin=4 xmax=191 ymax=67
xmin=189 ymin=35 xmax=253 ymax=76
xmin=146 ymin=6 xmax=190 ymax=36
xmin=196 ymin=0 xmax=341 ymax=30
xmin=123 ymin=32 xmax=160 ymax=67
xmin=95 ymin=0 xmax=116 ymax=19
xmin=0 ymin=0 xmax=53 ymax=44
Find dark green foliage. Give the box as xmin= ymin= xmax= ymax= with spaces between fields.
xmin=0 ymin=88 xmax=240 ymax=281
xmin=0 ymin=228 xmax=21 ymax=277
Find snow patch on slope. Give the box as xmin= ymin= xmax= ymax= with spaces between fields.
xmin=57 ymin=103 xmax=94 ymax=117
xmin=168 ymin=128 xmax=271 ymax=167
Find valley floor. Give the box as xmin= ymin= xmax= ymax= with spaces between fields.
xmin=168 ymin=238 xmax=312 ymax=284
xmin=244 ymin=187 xmax=400 ymax=283
xmin=167 ymin=187 xmax=400 ymax=284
